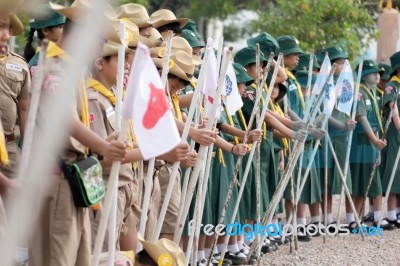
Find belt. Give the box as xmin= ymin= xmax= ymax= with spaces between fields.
xmin=5 ymin=134 xmax=15 ymax=143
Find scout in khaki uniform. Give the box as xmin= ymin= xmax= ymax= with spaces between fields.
xmin=116 ymin=3 xmax=154 ymax=38
xmin=349 ymin=60 xmax=394 ymax=230
xmin=380 ymin=52 xmax=400 ymax=227
xmin=24 ymin=3 xmax=65 ymax=71
xmin=0 ymin=12 xmax=29 ymax=180
xmin=29 ymin=2 xmax=128 ymax=265
xmin=150 ymin=9 xmax=189 ymax=39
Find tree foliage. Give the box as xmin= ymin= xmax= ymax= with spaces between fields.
xmin=254 ymin=0 xmax=379 ymax=59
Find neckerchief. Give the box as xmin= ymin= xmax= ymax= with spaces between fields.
xmin=0 ymin=124 xmax=9 ymax=165
xmin=250 ymin=83 xmax=267 ymax=139
xmin=285 ymin=68 xmax=305 ymax=110
xmin=270 ymin=102 xmax=289 ymax=155
xmin=360 ymin=83 xmax=383 ymax=133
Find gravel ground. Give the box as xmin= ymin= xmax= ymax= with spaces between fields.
xmin=257 ymin=195 xmax=400 ymax=266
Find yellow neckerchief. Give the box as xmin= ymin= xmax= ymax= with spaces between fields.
xmin=377 ymin=87 xmax=384 ymax=110
xmin=270 ymin=101 xmax=289 ymax=155
xmin=0 ymin=125 xmax=9 ymax=165
xmin=86 ymin=78 xmax=138 ymax=169
xmin=36 ymin=47 xmax=41 ymax=53
xmin=0 ymin=55 xmax=6 ymax=62
xmin=46 ymin=41 xmax=70 ymax=61
xmin=224 ymin=106 xmax=239 ymax=145
xmin=390 ymin=75 xmax=400 ymax=84
xmin=171 ymin=93 xmax=183 ymax=122
xmin=250 ymin=83 xmax=267 ymax=139
xmin=285 ymin=68 xmax=305 ymax=110
xmin=360 ymin=83 xmax=383 ymax=133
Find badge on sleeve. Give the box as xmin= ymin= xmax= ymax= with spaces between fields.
xmin=385 ymin=86 xmax=393 ymax=94
xmin=89 ymin=113 xmax=95 ymax=123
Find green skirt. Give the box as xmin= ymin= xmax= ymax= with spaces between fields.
xmin=239 ymin=152 xmax=257 ymax=220
xmin=380 ymin=123 xmax=400 ymax=194
xmin=350 ymin=132 xmax=382 ymax=198
xmin=259 ymin=134 xmax=277 ymax=215
xmin=273 ymin=149 xmax=284 ymax=214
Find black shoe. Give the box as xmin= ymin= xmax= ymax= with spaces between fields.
xmin=224 ymin=251 xmax=247 ymax=265
xmin=362 ymin=212 xmax=374 ymax=223
xmin=213 ymin=253 xmax=233 ymax=265
xmin=307 ymin=222 xmax=322 ymax=237
xmin=297 ymin=226 xmax=312 ymax=242
xmin=326 ymin=221 xmax=337 ymax=234
xmin=247 ymin=258 xmax=257 ymax=265
xmin=268 ymin=235 xmax=283 ymax=245
xmin=388 ymin=218 xmax=400 ymax=228
xmin=374 ymin=218 xmax=396 ymax=231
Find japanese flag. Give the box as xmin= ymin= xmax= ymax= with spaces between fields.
xmin=336 ymin=60 xmax=354 ymax=116
xmin=223 ymin=61 xmax=243 ymax=115
xmin=122 ymin=42 xmax=180 ymax=160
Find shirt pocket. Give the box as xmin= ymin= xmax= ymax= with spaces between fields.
xmin=4 ymin=69 xmax=24 ymax=98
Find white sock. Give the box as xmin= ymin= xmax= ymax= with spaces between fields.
xmin=281 ymin=218 xmax=287 ymax=225
xmin=388 ymin=210 xmax=397 ymax=221
xmin=14 ymin=247 xmax=28 ymax=262
xmin=204 ymin=248 xmax=211 ymax=259
xmin=213 ymin=245 xmax=219 ymax=254
xmin=346 ymin=213 xmax=355 ymax=224
xmin=297 ymin=217 xmax=306 ymax=225
xmin=198 ymin=250 xmax=205 ymax=261
xmin=369 ymin=204 xmax=374 ymax=213
xmin=374 ymin=211 xmax=382 ymax=222
xmin=217 ymin=244 xmax=225 ymax=253
xmin=311 ymin=215 xmax=321 ymax=223
xmin=227 ymin=244 xmax=240 ymax=253
xmin=237 ymin=240 xmax=244 ymax=250
xmin=326 ymin=213 xmax=333 ymax=224
xmin=244 ymin=237 xmax=253 ymax=246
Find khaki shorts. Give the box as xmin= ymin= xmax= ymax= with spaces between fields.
xmin=29 ymin=174 xmax=91 ymax=266
xmin=0 ymin=141 xmax=20 ymax=178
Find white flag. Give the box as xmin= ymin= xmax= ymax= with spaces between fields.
xmin=223 ymin=61 xmax=243 ymax=115
xmin=336 ymin=60 xmax=354 ymax=115
xmin=313 ymin=55 xmax=335 ymax=115
xmin=201 ymin=47 xmax=221 ymax=118
xmin=123 ymin=42 xmax=180 ymax=160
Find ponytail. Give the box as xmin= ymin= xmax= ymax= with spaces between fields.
xmin=23 ymin=27 xmax=36 ymax=62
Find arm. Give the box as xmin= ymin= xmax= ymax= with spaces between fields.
xmin=214 ymin=136 xmax=248 ymax=156
xmin=357 ymin=116 xmax=386 ymax=150
xmin=389 ymin=102 xmax=400 ymax=131
xmin=17 ymin=99 xmax=29 ymax=139
xmin=178 ymin=93 xmax=193 ymax=109
xmin=175 ymin=119 xmax=216 ymax=145
xmin=265 ymin=112 xmax=295 ymax=138
xmin=273 ymin=60 xmax=288 ymax=84
xmin=287 ymin=109 xmax=302 ymax=121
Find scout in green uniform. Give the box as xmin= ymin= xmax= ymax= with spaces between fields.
xmin=292 ymin=53 xmax=320 ymax=75
xmin=377 ymin=62 xmax=392 ymax=100
xmin=380 ymin=52 xmax=400 ymax=227
xmin=276 ymin=36 xmax=325 ymax=240
xmin=28 ymin=3 xmax=128 ymax=264
xmin=24 ymin=3 xmax=65 ymax=73
xmin=321 ymin=46 xmax=356 ymax=226
xmin=349 ymin=60 xmax=394 ymax=230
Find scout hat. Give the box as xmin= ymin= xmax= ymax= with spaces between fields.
xmin=247 ymin=32 xmax=279 ymax=57
xmin=10 ymin=13 xmax=24 ymax=36
xmin=378 ymin=62 xmax=392 ymax=80
xmin=389 ymin=51 xmax=400 ymax=76
xmin=356 ymin=60 xmax=383 ymax=78
xmin=116 ymin=3 xmax=153 ymax=28
xmin=150 ymin=28 xmax=163 ymax=46
xmin=295 ymin=70 xmax=317 ymax=88
xmin=234 ymin=47 xmax=267 ymax=68
xmin=153 ymin=50 xmax=196 ymax=82
xmin=323 ymin=46 xmax=348 ymax=61
xmin=150 ymin=9 xmax=189 ymax=29
xmin=0 ymin=0 xmax=23 ymax=10
xmin=267 ymin=74 xmax=287 ymax=102
xmin=182 ymin=19 xmax=201 ymax=40
xmin=30 ymin=3 xmax=66 ymax=29
xmin=315 ymin=50 xmax=325 ymax=66
xmin=114 ymin=20 xmax=155 ymax=49
xmin=233 ymin=63 xmax=253 ymax=85
xmin=276 ymin=35 xmax=303 ymax=56
xmin=138 ymin=234 xmax=185 ymax=266
xmin=293 ymin=53 xmax=321 ymax=72
xmin=181 ymin=29 xmax=204 ymax=48
xmin=100 ymin=41 xmax=133 ymax=57
xmin=49 ymin=0 xmax=121 ymax=44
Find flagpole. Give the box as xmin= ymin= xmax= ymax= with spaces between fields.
xmin=205 ymin=52 xmax=277 ymax=266
xmin=336 ymin=59 xmax=363 ymax=223
xmin=323 ymin=125 xmax=328 ymax=244
xmin=173 ymin=48 xmax=231 ymax=244
xmin=245 ymin=65 xmax=337 ymax=263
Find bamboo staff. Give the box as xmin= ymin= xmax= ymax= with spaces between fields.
xmin=337 ymin=60 xmax=364 ymax=222
xmin=246 ymin=65 xmax=337 ymax=263
xmin=323 ymin=127 xmax=328 ymax=244
xmin=216 ymin=54 xmax=284 ymax=266
xmin=360 ymin=92 xmax=399 ymax=219
xmin=205 ymin=52 xmax=277 ymax=266
xmin=173 ymin=48 xmax=231 ymax=244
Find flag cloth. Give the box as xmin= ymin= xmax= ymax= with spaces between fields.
xmin=336 ymin=60 xmax=354 ymax=116
xmin=123 ymin=42 xmax=180 ymax=160
xmin=201 ymin=47 xmax=220 ymax=118
xmin=312 ymin=55 xmax=335 ymax=115
xmin=223 ymin=61 xmax=243 ymax=115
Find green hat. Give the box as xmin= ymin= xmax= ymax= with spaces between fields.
xmin=181 ymin=29 xmax=204 ymax=48
xmin=315 ymin=50 xmax=325 ymax=66
xmin=31 ymin=4 xmax=66 ymax=29
xmin=247 ymin=32 xmax=279 ymax=57
xmin=276 ymin=35 xmax=303 ymax=56
xmin=389 ymin=51 xmax=400 ymax=76
xmin=295 ymin=70 xmax=317 ymax=88
xmin=182 ymin=19 xmax=202 ymax=40
xmin=266 ymin=74 xmax=287 ymax=102
xmin=293 ymin=53 xmax=321 ymax=72
xmin=234 ymin=47 xmax=267 ymax=68
xmin=378 ymin=62 xmax=392 ymax=80
xmin=356 ymin=60 xmax=382 ymax=79
xmin=324 ymin=46 xmax=348 ymax=61
xmin=233 ymin=63 xmax=253 ymax=85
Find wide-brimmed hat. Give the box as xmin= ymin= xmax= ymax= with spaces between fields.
xmin=150 ymin=9 xmax=189 ymax=29
xmin=30 ymin=3 xmax=66 ymax=29
xmin=116 ymin=3 xmax=153 ymax=28
xmin=295 ymin=70 xmax=317 ymax=88
xmin=181 ymin=29 xmax=204 ymax=48
xmin=390 ymin=51 xmax=400 ymax=76
xmin=50 ymin=0 xmax=121 ymax=44
xmin=138 ymin=234 xmax=185 ymax=266
xmin=10 ymin=13 xmax=23 ymax=36
xmin=276 ymin=35 xmax=303 ymax=56
xmin=378 ymin=62 xmax=392 ymax=80
xmin=100 ymin=41 xmax=133 ymax=57
xmin=247 ymin=32 xmax=279 ymax=57
xmin=323 ymin=46 xmax=348 ymax=62
xmin=293 ymin=53 xmax=320 ymax=73
xmin=114 ymin=19 xmax=155 ymax=49
xmin=356 ymin=60 xmax=383 ymax=79
xmin=151 ymin=36 xmax=201 ymax=65
xmin=182 ymin=19 xmax=201 ymax=40
xmin=0 ymin=0 xmax=23 ymax=11
xmin=153 ymin=50 xmax=196 ymax=82
xmin=233 ymin=63 xmax=253 ymax=85
xmin=234 ymin=47 xmax=267 ymax=68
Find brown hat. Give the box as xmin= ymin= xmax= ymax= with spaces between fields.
xmin=49 ymin=0 xmax=121 ymax=44
xmin=0 ymin=0 xmax=23 ymax=11
xmin=150 ymin=9 xmax=189 ymax=29
xmin=116 ymin=3 xmax=153 ymax=28
xmin=150 ymin=28 xmax=163 ymax=46
xmin=10 ymin=13 xmax=23 ymax=36
xmin=153 ymin=50 xmax=196 ymax=82
xmin=138 ymin=234 xmax=186 ymax=266
xmin=150 ymin=36 xmax=201 ymax=65
xmin=114 ymin=19 xmax=155 ymax=49
xmin=100 ymin=41 xmax=134 ymax=57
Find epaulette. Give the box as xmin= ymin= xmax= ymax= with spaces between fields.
xmin=86 ymin=87 xmax=99 ymax=101
xmin=9 ymin=51 xmax=27 ymax=63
